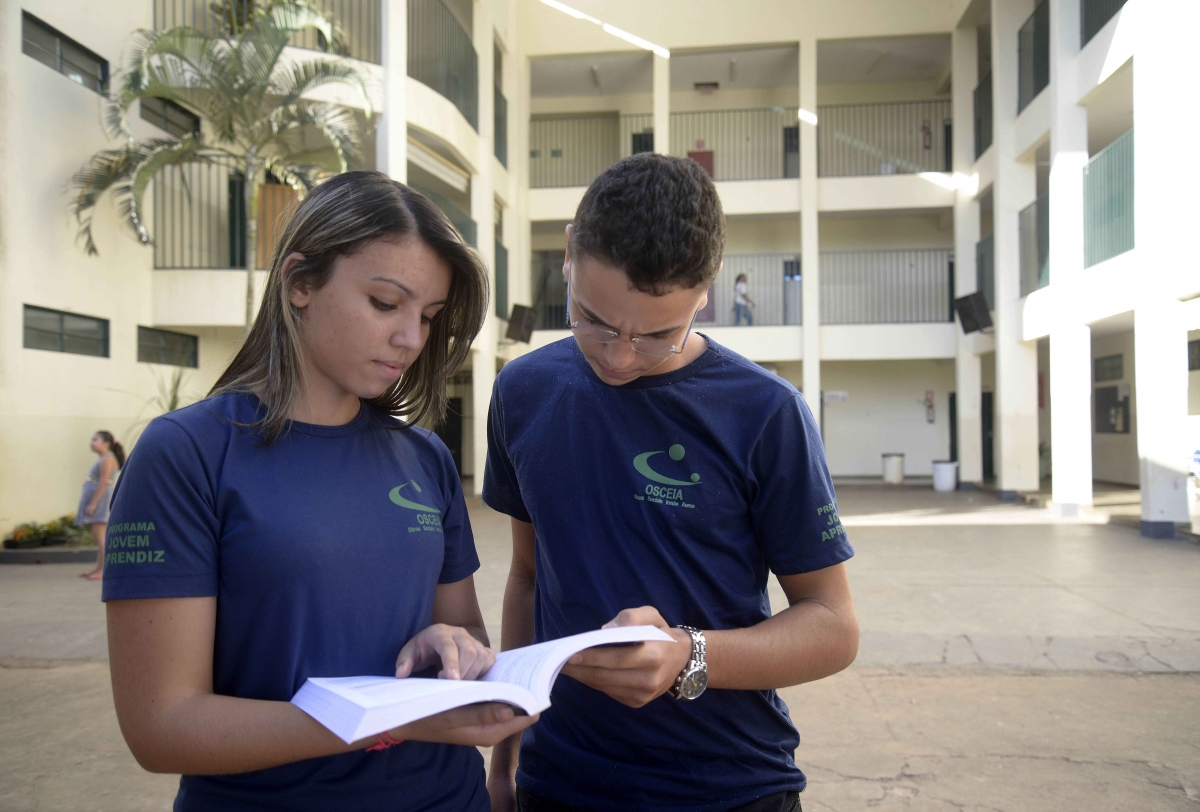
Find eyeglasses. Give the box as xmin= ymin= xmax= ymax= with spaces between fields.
xmin=565 ymin=266 xmax=700 ymax=359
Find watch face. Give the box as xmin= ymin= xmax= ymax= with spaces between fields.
xmin=680 ymin=668 xmax=708 ymax=700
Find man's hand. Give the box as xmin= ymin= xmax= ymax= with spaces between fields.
xmin=559 ymin=607 xmax=692 ymax=708
xmin=395 ymin=624 xmax=495 ymax=681
xmin=394 ymin=703 xmax=538 ymax=748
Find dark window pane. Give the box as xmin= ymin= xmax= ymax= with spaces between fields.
xmin=23 ymin=307 xmax=62 ymax=334
xmin=23 ymin=328 xmax=63 ymax=352
xmin=138 ymin=326 xmax=198 ymax=368
xmin=21 ymin=13 xmax=107 ymax=95
xmin=62 ymin=313 xmax=106 ymax=341
xmin=63 ymin=336 xmax=106 ymax=357
xmin=1094 ymin=354 xmax=1123 ymax=382
xmin=24 ymin=305 xmax=107 ymax=357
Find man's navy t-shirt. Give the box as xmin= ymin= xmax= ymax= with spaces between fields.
xmin=101 ymin=393 xmax=488 ymax=812
xmin=483 ymin=337 xmax=854 ymax=811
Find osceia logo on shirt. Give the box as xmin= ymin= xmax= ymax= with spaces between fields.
xmin=632 ymin=443 xmax=700 ymax=510
xmin=389 ymin=480 xmax=444 ymax=534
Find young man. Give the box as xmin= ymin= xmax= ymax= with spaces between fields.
xmin=484 ymin=153 xmax=858 ymax=812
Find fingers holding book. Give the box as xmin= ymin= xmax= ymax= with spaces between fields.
xmin=395 ymin=623 xmax=497 ymax=681
xmin=561 ymin=607 xmax=692 ymax=708
xmin=394 ymin=703 xmax=539 ymax=748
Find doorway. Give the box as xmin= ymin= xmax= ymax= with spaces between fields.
xmin=434 ymin=397 xmax=464 ymax=475
xmin=982 ymin=391 xmax=995 ymax=480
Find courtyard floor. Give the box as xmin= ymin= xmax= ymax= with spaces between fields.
xmin=1 ymin=484 xmax=1198 ymax=810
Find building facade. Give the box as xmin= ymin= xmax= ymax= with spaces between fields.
xmin=1 ymin=0 xmax=1197 ymax=536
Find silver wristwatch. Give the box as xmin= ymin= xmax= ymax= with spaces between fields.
xmin=669 ymin=626 xmax=708 ymax=701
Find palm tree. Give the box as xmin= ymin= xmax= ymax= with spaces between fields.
xmin=71 ymin=1 xmax=373 ymax=328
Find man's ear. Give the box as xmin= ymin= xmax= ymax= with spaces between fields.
xmin=282 ymin=253 xmax=310 ymax=308
xmin=562 ymin=224 xmax=572 ymax=280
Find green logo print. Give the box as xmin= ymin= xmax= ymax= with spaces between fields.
xmin=388 ymin=481 xmax=440 ymax=513
xmin=633 ymin=444 xmax=701 ymax=486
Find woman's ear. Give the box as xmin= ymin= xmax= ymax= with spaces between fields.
xmin=282 ymin=253 xmax=310 ymax=308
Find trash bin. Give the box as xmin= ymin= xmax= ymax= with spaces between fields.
xmin=932 ymin=460 xmax=959 ymax=493
xmin=882 ymin=453 xmax=905 ymax=484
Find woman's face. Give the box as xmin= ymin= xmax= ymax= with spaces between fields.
xmin=90 ymin=434 xmax=109 ymax=454
xmin=288 ymin=237 xmax=452 ymax=401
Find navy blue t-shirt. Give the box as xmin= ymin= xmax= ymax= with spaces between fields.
xmin=101 ymin=393 xmax=488 ymax=812
xmin=483 ymin=337 xmax=854 ymax=811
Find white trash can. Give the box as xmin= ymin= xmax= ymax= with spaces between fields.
xmin=932 ymin=460 xmax=959 ymax=493
xmin=882 ymin=453 xmax=905 ymax=484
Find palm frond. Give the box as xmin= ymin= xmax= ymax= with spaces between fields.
xmin=127 ymin=136 xmax=209 ymax=236
xmin=271 ymin=101 xmax=360 ymax=171
xmin=70 ymin=139 xmax=179 ymax=254
xmin=261 ymin=154 xmax=322 ymax=193
xmin=269 ymin=58 xmax=373 ymax=118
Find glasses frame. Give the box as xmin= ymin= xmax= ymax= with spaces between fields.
xmin=564 ymin=263 xmax=702 ymax=359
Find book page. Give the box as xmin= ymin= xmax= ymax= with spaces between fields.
xmin=481 ymin=625 xmax=673 ymax=704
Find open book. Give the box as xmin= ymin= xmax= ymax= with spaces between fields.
xmin=292 ymin=625 xmax=674 ymax=744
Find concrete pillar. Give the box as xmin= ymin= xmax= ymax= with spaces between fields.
xmin=653 ymin=54 xmax=670 ymax=155
xmin=1129 ymin=2 xmax=1199 ymax=533
xmin=376 ymin=0 xmax=408 ymax=181
xmin=952 ymin=20 xmax=983 ymax=485
xmin=799 ymin=38 xmax=820 ymax=416
xmin=990 ymin=0 xmax=1040 ymax=497
xmin=470 ymin=0 xmax=497 ymax=494
xmin=1047 ymin=0 xmax=1093 ymax=513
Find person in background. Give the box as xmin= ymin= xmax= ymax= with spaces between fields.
xmin=78 ymin=430 xmax=124 ymax=580
xmin=101 ymin=171 xmax=536 ymax=811
xmin=734 ymin=272 xmax=756 ymax=326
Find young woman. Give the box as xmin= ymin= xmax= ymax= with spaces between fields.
xmin=78 ymin=430 xmax=125 ymax=580
xmin=734 ymin=272 xmax=756 ymax=326
xmin=102 ymin=171 xmax=536 ymax=811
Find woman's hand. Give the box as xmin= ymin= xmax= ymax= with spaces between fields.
xmin=395 ymin=623 xmax=496 ymax=681
xmin=84 ymin=503 xmax=97 ymax=519
xmin=391 ymin=703 xmax=538 ymax=748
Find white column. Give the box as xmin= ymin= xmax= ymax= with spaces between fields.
xmin=799 ymin=38 xmax=820 ymax=416
xmin=991 ymin=0 xmax=1040 ymax=497
xmin=653 ymin=54 xmax=670 ymax=155
xmin=952 ymin=21 xmax=983 ymax=485
xmin=471 ymin=0 xmax=497 ymax=495
xmin=376 ymin=0 xmax=408 ymax=181
xmin=1133 ymin=303 xmax=1190 ymax=534
xmin=1047 ymin=0 xmax=1092 ymax=513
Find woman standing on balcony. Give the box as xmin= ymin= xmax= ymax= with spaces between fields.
xmin=77 ymin=430 xmax=124 ymax=580
xmin=734 ymin=272 xmax=756 ymax=326
xmin=99 ymin=171 xmax=534 ymax=811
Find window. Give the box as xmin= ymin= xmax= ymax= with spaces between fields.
xmin=141 ymin=97 xmax=200 ymax=139
xmin=1094 ymin=354 xmax=1124 ymax=382
xmin=138 ymin=326 xmax=199 ymax=367
xmin=1190 ymin=339 xmax=1200 ymax=372
xmin=23 ymin=305 xmax=108 ymax=357
xmin=21 ymin=12 xmax=108 ymax=94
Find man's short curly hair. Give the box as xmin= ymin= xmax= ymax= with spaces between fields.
xmin=569 ymin=153 xmax=726 ymax=294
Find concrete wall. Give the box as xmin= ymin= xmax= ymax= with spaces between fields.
xmin=1190 ymin=330 xmax=1200 ymax=416
xmin=1091 ymin=330 xmax=1138 ymax=486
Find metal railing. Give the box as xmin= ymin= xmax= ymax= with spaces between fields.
xmin=1082 ymin=0 xmax=1128 ymax=46
xmin=1018 ymin=0 xmax=1050 ymax=113
xmin=974 ymin=72 xmax=993 ymax=159
xmin=976 ymin=234 xmax=995 ymax=310
xmin=1084 ymin=128 xmax=1134 ymax=267
xmin=494 ymin=86 xmax=508 ymax=167
xmin=530 ymin=252 xmax=566 ymax=329
xmin=1019 ymin=193 xmax=1050 ymax=296
xmin=529 ymin=113 xmax=620 ymax=189
xmin=671 ymin=108 xmax=800 ymax=181
xmin=820 ymin=249 xmax=953 ymax=324
xmin=817 ymin=101 xmax=951 ymax=177
xmin=412 ymin=184 xmax=476 ymax=246
xmin=694 ymin=254 xmax=802 ymax=327
xmin=409 ymin=0 xmax=478 ymax=129
xmin=494 ymin=242 xmax=508 ymax=319
xmin=153 ymin=0 xmax=382 ymax=63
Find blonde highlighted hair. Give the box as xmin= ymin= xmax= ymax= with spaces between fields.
xmin=210 ymin=171 xmax=488 ymax=443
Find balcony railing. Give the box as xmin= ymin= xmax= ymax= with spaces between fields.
xmin=530 ymin=252 xmax=566 ymax=329
xmin=671 ymin=108 xmax=800 ymax=181
xmin=1084 ymin=128 xmax=1134 ymax=267
xmin=976 ymin=233 xmax=995 ymax=310
xmin=153 ymin=0 xmax=382 ymax=64
xmin=974 ymin=72 xmax=993 ymax=159
xmin=494 ymin=86 xmax=508 ymax=167
xmin=495 ymin=242 xmax=508 ymax=319
xmin=529 ymin=113 xmax=620 ymax=189
xmin=820 ymin=249 xmax=954 ymax=324
xmin=817 ymin=100 xmax=951 ymax=177
xmin=409 ymin=0 xmax=477 ymax=129
xmin=1019 ymin=193 xmax=1049 ymax=296
xmin=412 ymin=184 xmax=476 ymax=246
xmin=1018 ymin=0 xmax=1050 ymax=113
xmin=694 ymin=254 xmax=802 ymax=327
xmin=1082 ymin=0 xmax=1129 ymax=46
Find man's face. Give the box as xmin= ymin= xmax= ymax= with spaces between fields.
xmin=565 ymin=252 xmax=709 ymax=386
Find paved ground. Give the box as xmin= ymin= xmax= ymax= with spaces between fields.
xmin=2 ymin=484 xmax=1199 ymax=810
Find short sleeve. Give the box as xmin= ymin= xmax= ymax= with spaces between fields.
xmin=750 ymin=394 xmax=854 ymax=576
xmin=101 ymin=416 xmax=220 ymax=601
xmin=481 ymin=380 xmax=532 ymax=523
xmin=436 ymin=443 xmax=481 ymax=584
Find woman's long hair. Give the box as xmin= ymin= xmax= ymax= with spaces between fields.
xmin=210 ymin=171 xmax=488 ymax=444
xmin=96 ymin=431 xmax=125 ymax=468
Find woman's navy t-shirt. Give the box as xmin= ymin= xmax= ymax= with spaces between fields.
xmin=483 ymin=337 xmax=854 ymax=812
xmin=101 ymin=393 xmax=488 ymax=812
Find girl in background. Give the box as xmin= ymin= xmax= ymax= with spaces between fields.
xmin=78 ymin=430 xmax=124 ymax=580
